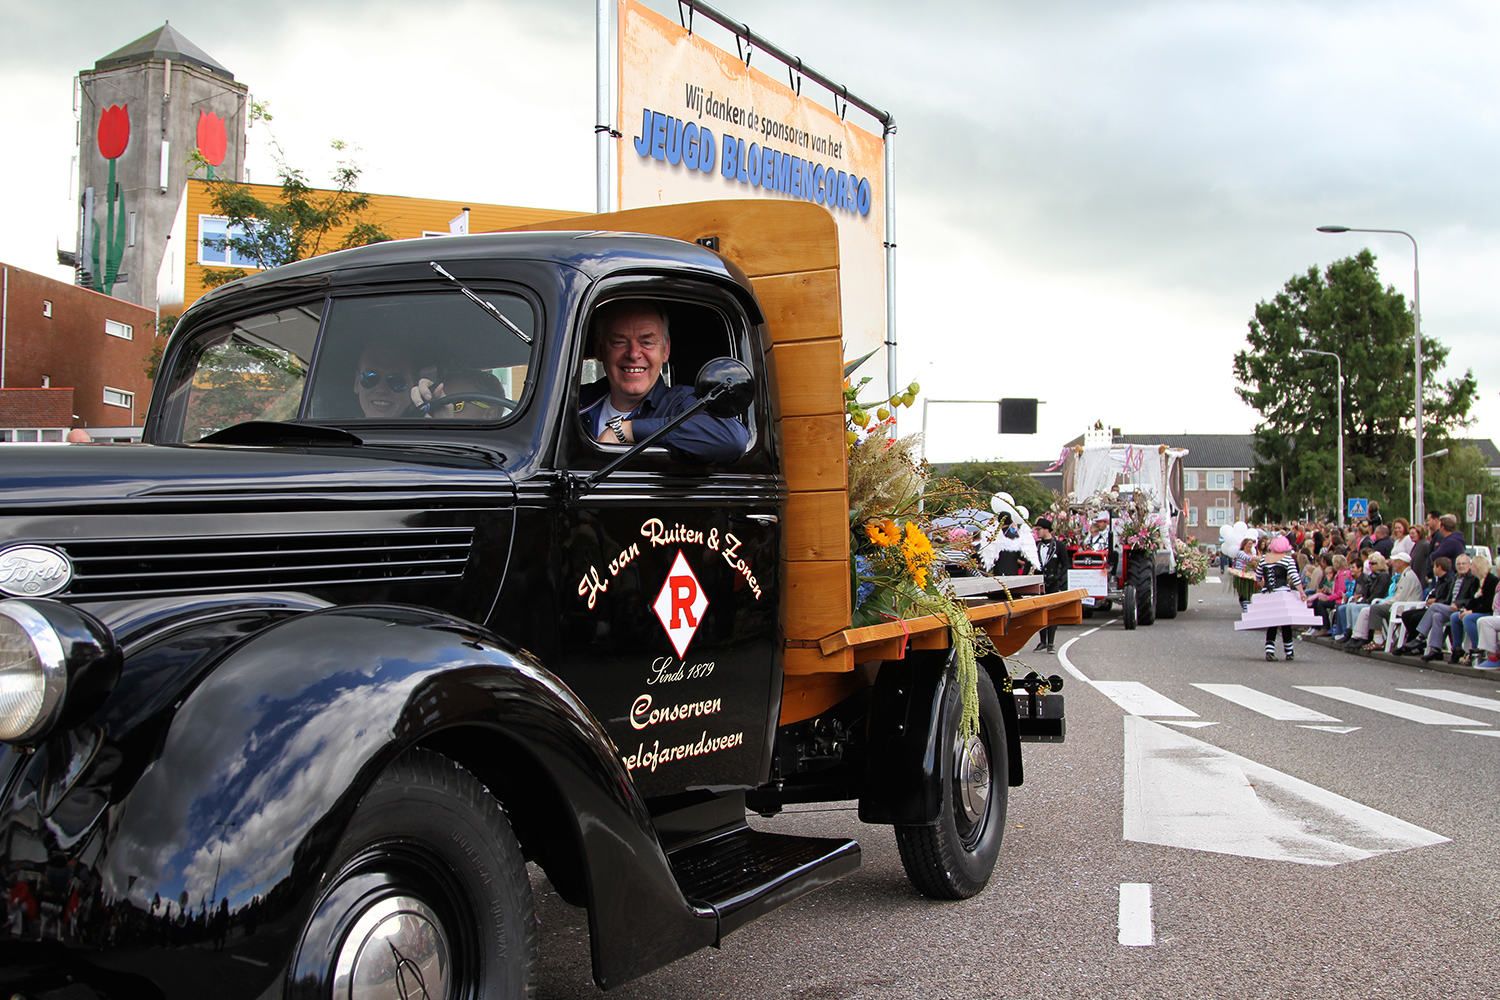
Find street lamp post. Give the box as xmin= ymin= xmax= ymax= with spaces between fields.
xmin=1317 ymin=225 xmax=1424 ymax=522
xmin=1298 ymin=348 xmax=1344 ymax=527
xmin=1407 ymin=448 xmax=1448 ymax=524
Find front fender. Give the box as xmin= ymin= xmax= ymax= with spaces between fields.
xmin=35 ymin=604 xmax=707 ymax=997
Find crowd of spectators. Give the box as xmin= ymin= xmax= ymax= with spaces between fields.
xmin=1227 ymin=508 xmax=1498 ymax=669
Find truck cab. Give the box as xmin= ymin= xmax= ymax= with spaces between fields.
xmin=0 ymin=202 xmax=1077 ymax=998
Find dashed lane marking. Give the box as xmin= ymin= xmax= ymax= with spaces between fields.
xmin=1299 ymin=725 xmax=1361 ymax=734
xmin=1455 ymin=730 xmax=1500 ymax=739
xmin=1118 ymin=883 xmax=1154 ymax=946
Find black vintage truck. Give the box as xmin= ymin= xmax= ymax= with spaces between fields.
xmin=0 ymin=201 xmax=1078 ymax=998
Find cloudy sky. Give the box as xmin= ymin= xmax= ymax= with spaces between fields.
xmin=2 ymin=0 xmax=1496 ymax=462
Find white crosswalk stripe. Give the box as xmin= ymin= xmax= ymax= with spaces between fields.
xmin=1193 ymin=683 xmax=1341 ymax=722
xmin=1092 ymin=681 xmax=1199 ymax=717
xmin=1397 ymin=689 xmax=1500 ymax=714
xmin=1295 ymin=686 xmax=1489 ymax=726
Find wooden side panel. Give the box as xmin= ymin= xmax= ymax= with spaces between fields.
xmin=502 ymin=199 xmax=839 ymax=278
xmin=782 ymin=647 xmax=855 ymax=680
xmin=784 ymin=491 xmax=850 ymax=563
xmin=784 ymin=560 xmax=852 ymax=641
xmin=771 ymin=339 xmax=845 ymax=418
xmin=751 ymin=269 xmax=841 ymax=344
xmin=781 ymin=415 xmax=848 ymax=493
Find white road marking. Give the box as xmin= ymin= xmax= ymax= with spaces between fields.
xmin=1159 ymin=720 xmax=1218 ymax=728
xmin=1296 ymin=686 xmax=1488 ymax=726
xmin=1299 ymin=725 xmax=1361 ymax=734
xmin=1194 ymin=683 xmax=1341 ymax=722
xmin=1206 ymin=576 xmax=1222 ymax=584
xmin=1123 ymin=716 xmax=1448 ymax=865
xmin=1080 ymin=626 xmax=1101 ymax=637
xmin=1118 ymin=883 xmax=1154 ymax=946
xmin=1055 ymin=634 xmax=1095 ymax=686
xmin=1455 ymin=729 xmax=1500 ymax=739
xmin=1398 ymin=689 xmax=1500 ymax=714
xmin=1094 ymin=681 xmax=1199 ymax=717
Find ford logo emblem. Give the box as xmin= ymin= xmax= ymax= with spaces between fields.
xmin=0 ymin=545 xmax=74 ymax=598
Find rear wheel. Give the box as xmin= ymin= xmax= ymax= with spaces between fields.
xmin=1156 ymin=574 xmax=1178 ymax=619
xmin=1177 ymin=577 xmax=1190 ymax=612
xmin=1121 ymin=585 xmax=1138 ymax=630
xmin=290 ymin=749 xmax=536 ymax=999
xmin=895 ymin=669 xmax=1008 ymax=899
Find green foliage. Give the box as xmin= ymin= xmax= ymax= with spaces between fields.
xmin=937 ymin=460 xmax=1057 ymax=519
xmin=1422 ymin=443 xmax=1493 ymax=526
xmin=196 ymin=106 xmax=392 ymax=288
xmin=144 ymin=314 xmax=178 ymax=381
xmin=1232 ymin=251 xmax=1478 ymax=521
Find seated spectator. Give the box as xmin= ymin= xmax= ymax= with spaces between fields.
xmin=1332 ymin=553 xmax=1389 ymax=640
xmin=1347 ymin=550 xmax=1420 ymax=650
xmin=1308 ymin=554 xmax=1351 ymax=634
xmin=1395 ymin=555 xmax=1458 ymax=656
xmin=1389 ymin=518 xmax=1413 ymax=558
xmin=1446 ymin=553 xmax=1497 ymax=665
xmin=1474 ymin=582 xmax=1500 ymax=669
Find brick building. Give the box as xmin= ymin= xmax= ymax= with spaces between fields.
xmin=1 ymin=262 xmax=156 ymax=440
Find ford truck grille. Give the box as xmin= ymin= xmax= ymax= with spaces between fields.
xmin=52 ymin=528 xmax=474 ymax=599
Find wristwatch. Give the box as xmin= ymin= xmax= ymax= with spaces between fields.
xmin=605 ymin=415 xmax=628 ymax=443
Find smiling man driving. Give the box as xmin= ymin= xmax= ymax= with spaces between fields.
xmin=578 ymin=301 xmax=748 ymax=463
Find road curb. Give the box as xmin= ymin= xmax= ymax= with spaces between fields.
xmin=1303 ymin=635 xmax=1499 ymax=679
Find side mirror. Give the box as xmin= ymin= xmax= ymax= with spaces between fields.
xmin=695 ymin=357 xmax=755 ymax=417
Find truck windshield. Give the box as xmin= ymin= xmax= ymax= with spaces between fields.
xmin=157 ymin=288 xmax=538 ymax=441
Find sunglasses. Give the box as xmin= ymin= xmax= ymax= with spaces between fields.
xmin=447 ymin=399 xmax=494 ymax=414
xmin=359 ymin=369 xmax=410 ymax=392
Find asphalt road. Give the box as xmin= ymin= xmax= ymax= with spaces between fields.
xmin=535 ymin=581 xmax=1500 ymax=999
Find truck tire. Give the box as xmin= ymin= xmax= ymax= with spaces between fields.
xmin=1129 ymin=554 xmax=1156 ymax=627
xmin=1121 ymin=585 xmax=1137 ymax=630
xmin=291 ymin=749 xmax=537 ymax=998
xmin=895 ymin=669 xmax=1008 ymax=900
xmin=1155 ymin=574 xmax=1178 ymax=619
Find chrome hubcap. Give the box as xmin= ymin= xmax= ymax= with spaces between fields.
xmin=956 ymin=733 xmax=991 ymax=828
xmin=332 ymin=895 xmax=449 ymax=1000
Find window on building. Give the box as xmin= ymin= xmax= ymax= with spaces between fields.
xmin=105 ymin=319 xmax=133 ymax=340
xmin=40 ymin=375 xmax=50 ymax=388
xmin=1187 ymin=505 xmax=1199 ymax=527
xmin=42 ymin=300 xmax=52 ymax=318
xmin=1206 ymin=507 xmax=1230 ymax=527
xmin=1208 ymin=471 xmax=1233 ymax=491
xmin=39 ymin=429 xmax=64 ymax=442
xmin=199 ymin=215 xmax=269 ymax=268
xmin=103 ymin=386 xmax=135 ymax=410
xmin=1182 ymin=469 xmax=1199 ymax=491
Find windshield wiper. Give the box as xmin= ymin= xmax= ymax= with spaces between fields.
xmin=428 ymin=262 xmax=533 ymax=345
xmin=198 ymin=421 xmax=365 ymax=447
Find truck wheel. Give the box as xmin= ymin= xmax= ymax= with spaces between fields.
xmin=1155 ymin=574 xmax=1178 ymax=619
xmin=1121 ymin=585 xmax=1137 ymax=630
xmin=291 ymin=749 xmax=536 ymax=998
xmin=1129 ymin=556 xmax=1156 ymax=627
xmin=895 ymin=669 xmax=1008 ymax=900
xmin=1177 ymin=576 xmax=1190 ymax=613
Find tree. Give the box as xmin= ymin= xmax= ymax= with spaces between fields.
xmin=198 ymin=102 xmax=392 ymax=289
xmin=936 ymin=460 xmax=1057 ymax=519
xmin=1232 ymin=251 xmax=1478 ymax=522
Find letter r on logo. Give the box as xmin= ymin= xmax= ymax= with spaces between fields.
xmin=668 ymin=575 xmax=699 ymax=628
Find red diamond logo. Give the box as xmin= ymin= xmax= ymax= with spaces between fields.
xmin=652 ymin=550 xmax=708 ymax=658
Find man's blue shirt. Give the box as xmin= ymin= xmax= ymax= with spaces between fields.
xmin=579 ymin=377 xmax=749 ymax=463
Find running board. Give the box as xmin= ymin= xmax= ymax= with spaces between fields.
xmin=668 ymin=827 xmax=860 ymax=942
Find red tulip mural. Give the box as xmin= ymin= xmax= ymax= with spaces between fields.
xmin=196 ymin=110 xmax=227 ymax=178
xmin=92 ymin=105 xmax=130 ymax=295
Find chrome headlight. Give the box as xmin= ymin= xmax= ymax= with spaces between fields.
xmin=0 ymin=600 xmax=117 ymax=744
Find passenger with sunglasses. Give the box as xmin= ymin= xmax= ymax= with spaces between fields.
xmin=352 ymin=345 xmax=416 ymax=418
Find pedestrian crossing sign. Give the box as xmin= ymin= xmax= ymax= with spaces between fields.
xmin=1347 ymin=497 xmax=1369 ymax=518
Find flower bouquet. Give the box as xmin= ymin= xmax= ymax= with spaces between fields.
xmin=1173 ymin=537 xmax=1211 ymax=586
